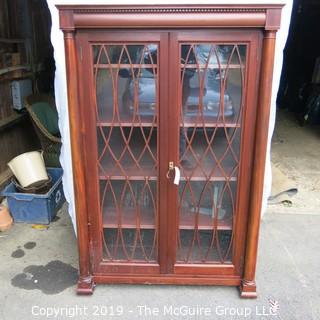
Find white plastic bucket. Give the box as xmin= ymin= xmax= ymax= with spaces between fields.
xmin=8 ymin=151 xmax=48 ymax=188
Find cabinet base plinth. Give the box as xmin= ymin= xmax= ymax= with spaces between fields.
xmin=240 ymin=280 xmax=257 ymax=298
xmin=77 ymin=276 xmax=95 ymax=295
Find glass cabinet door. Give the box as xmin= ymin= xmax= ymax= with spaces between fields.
xmin=80 ymin=30 xmax=258 ymax=275
xmin=93 ymin=43 xmax=159 ymax=263
xmin=176 ymin=43 xmax=247 ymax=264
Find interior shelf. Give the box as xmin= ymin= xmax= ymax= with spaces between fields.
xmin=180 ymin=167 xmax=237 ymax=182
xmin=0 ymin=72 xmax=33 ymax=82
xmin=97 ymin=127 xmax=239 ymax=181
xmin=179 ymin=209 xmax=232 ymax=230
xmin=103 ymin=208 xmax=156 ymax=229
xmin=99 ymin=167 xmax=157 ymax=181
xmin=97 ymin=120 xmax=240 ymax=128
xmin=99 ymin=174 xmax=236 ymax=182
xmin=94 ymin=63 xmax=158 ymax=69
xmin=181 ymin=63 xmax=245 ymax=69
xmin=102 ymin=207 xmax=232 ymax=230
xmin=97 ymin=114 xmax=156 ymax=127
xmin=0 ymin=112 xmax=28 ymax=132
xmin=98 ymin=163 xmax=237 ymax=181
xmin=181 ymin=118 xmax=240 ymax=128
xmin=0 ymin=65 xmax=32 ymax=76
xmin=94 ymin=63 xmax=243 ymax=71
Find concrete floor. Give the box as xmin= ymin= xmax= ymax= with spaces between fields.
xmin=1 ymin=207 xmax=320 ymax=320
xmin=0 ymin=112 xmax=320 ymax=320
xmin=270 ymin=109 xmax=320 ymax=214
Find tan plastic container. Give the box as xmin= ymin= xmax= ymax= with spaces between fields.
xmin=0 ymin=204 xmax=13 ymax=232
xmin=8 ymin=151 xmax=49 ymax=188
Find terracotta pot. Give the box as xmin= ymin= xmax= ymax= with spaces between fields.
xmin=0 ymin=204 xmax=13 ymax=232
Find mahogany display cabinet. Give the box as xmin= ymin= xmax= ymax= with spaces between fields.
xmin=58 ymin=4 xmax=283 ymax=297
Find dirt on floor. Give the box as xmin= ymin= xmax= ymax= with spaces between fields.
xmin=269 ymin=109 xmax=320 ymax=214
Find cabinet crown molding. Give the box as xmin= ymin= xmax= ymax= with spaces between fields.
xmin=57 ymin=5 xmax=284 ymax=31
xmin=73 ymin=7 xmax=267 ymax=14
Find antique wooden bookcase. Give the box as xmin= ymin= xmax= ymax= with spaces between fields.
xmin=58 ymin=4 xmax=283 ymax=297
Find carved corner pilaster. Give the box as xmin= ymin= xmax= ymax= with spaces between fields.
xmin=265 ymin=8 xmax=283 ymax=31
xmin=58 ymin=8 xmax=75 ymax=32
xmin=77 ymin=275 xmax=95 ymax=295
xmin=63 ymin=30 xmax=75 ymax=40
xmin=240 ymin=280 xmax=257 ymax=299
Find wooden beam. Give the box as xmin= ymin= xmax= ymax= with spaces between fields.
xmin=0 ymin=112 xmax=28 ymax=133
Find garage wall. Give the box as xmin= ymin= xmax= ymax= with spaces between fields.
xmin=0 ymin=1 xmax=49 ymax=185
xmin=47 ymin=0 xmax=293 ymax=233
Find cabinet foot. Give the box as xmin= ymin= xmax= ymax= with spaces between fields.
xmin=240 ymin=280 xmax=257 ymax=299
xmin=77 ymin=275 xmax=95 ymax=295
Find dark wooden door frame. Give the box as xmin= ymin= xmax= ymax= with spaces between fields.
xmin=77 ymin=29 xmax=261 ymax=279
xmin=76 ymin=30 xmax=168 ymax=276
xmin=167 ymin=30 xmax=262 ymax=278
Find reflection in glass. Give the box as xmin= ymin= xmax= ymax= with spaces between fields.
xmin=100 ymin=180 xmax=157 ymax=229
xmin=93 ymin=44 xmax=158 ymax=123
xmin=177 ymin=230 xmax=232 ymax=263
xmin=97 ymin=127 xmax=157 ymax=177
xmin=103 ymin=229 xmax=157 ymax=261
xmin=181 ymin=44 xmax=246 ymax=125
xmin=94 ymin=43 xmax=159 ymax=263
xmin=122 ymin=68 xmax=157 ymax=119
xmin=179 ymin=127 xmax=240 ymax=178
xmin=179 ymin=181 xmax=236 ymax=224
xmin=178 ymin=43 xmax=247 ymax=264
xmin=93 ymin=44 xmax=157 ymax=65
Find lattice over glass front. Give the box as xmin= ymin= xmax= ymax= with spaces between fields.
xmin=93 ymin=44 xmax=159 ymax=262
xmin=177 ymin=43 xmax=247 ymax=264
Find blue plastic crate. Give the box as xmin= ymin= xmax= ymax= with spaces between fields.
xmin=1 ymin=168 xmax=65 ymax=224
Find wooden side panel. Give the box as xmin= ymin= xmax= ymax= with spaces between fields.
xmin=63 ymin=30 xmax=94 ymax=294
xmin=240 ymin=30 xmax=277 ymax=298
